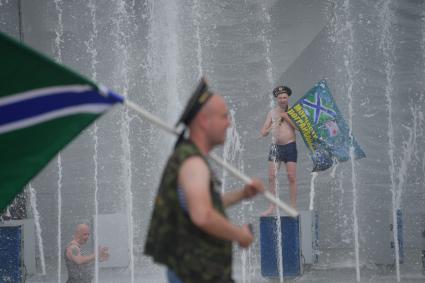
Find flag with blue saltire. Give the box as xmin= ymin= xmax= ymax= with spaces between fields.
xmin=287 ymin=80 xmax=365 ymax=171
xmin=0 ymin=31 xmax=123 ymax=212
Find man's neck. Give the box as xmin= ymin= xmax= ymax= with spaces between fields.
xmin=276 ymin=106 xmax=286 ymax=112
xmin=189 ymin=133 xmax=211 ymax=155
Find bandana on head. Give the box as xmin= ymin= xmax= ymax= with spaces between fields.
xmin=175 ymin=77 xmax=213 ymax=146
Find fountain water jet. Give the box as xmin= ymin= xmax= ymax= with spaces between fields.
xmin=379 ymin=0 xmax=401 ymax=281
xmin=85 ymin=0 xmax=100 ymax=281
xmin=28 ymin=184 xmax=46 ymax=275
xmin=53 ymin=1 xmax=64 ymax=281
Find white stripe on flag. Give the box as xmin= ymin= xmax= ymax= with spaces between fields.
xmin=0 ymin=85 xmax=93 ymax=106
xmin=0 ymin=104 xmax=110 ymax=134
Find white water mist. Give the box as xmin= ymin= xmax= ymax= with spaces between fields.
xmin=85 ymin=0 xmax=99 ymax=281
xmin=53 ymin=0 xmax=64 ymax=281
xmin=261 ymin=3 xmax=284 ymax=282
xmin=379 ymin=0 xmax=400 ymax=281
xmin=111 ymin=1 xmax=135 ymax=281
xmin=28 ymin=184 xmax=46 ymax=275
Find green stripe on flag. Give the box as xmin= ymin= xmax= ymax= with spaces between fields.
xmin=0 ymin=31 xmax=96 ymax=98
xmin=0 ymin=113 xmax=99 ymax=211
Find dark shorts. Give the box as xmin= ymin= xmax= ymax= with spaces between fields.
xmin=268 ymin=142 xmax=297 ymax=163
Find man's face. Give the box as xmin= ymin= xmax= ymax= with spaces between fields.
xmin=77 ymin=226 xmax=90 ymax=245
xmin=276 ymin=93 xmax=289 ymax=110
xmin=205 ymin=96 xmax=231 ymax=146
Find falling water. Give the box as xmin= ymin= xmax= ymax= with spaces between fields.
xmin=379 ymin=0 xmax=400 ymax=281
xmin=261 ymin=4 xmax=284 ymax=282
xmin=121 ymin=45 xmax=135 ymax=283
xmin=221 ymin=110 xmax=243 ymax=193
xmin=92 ymin=146 xmax=100 ymax=283
xmin=193 ymin=2 xmax=253 ymax=280
xmin=396 ymin=107 xmax=416 ymax=206
xmin=2 ymin=206 xmax=10 ymax=218
xmin=308 ymin=174 xmax=318 ymax=213
xmin=341 ymin=0 xmax=361 ymax=280
xmin=421 ymin=5 xmax=425 ymax=198
xmin=221 ymin=109 xmax=248 ymax=281
xmin=143 ymin=0 xmax=160 ymax=212
xmin=142 ymin=0 xmax=183 ymax=240
xmin=53 ymin=1 xmax=64 ymax=281
xmin=330 ymin=162 xmax=338 ymax=179
xmin=262 ymin=4 xmax=274 ymax=111
xmin=28 ymin=184 xmax=46 ymax=275
xmin=146 ymin=0 xmax=181 ymax=133
xmin=192 ymin=0 xmax=203 ymax=78
xmin=309 ymin=172 xmax=318 ymax=211
xmin=328 ymin=0 xmax=362 ymax=280
xmin=162 ymin=0 xmax=180 ymax=124
xmin=421 ymin=9 xmax=425 ymax=253
xmin=17 ymin=0 xmax=23 ymax=42
xmin=111 ymin=1 xmax=135 ymax=281
xmin=241 ymin=248 xmax=247 ymax=283
xmin=56 ymin=154 xmax=63 ymax=283
xmin=53 ymin=0 xmax=63 ymax=63
xmin=85 ymin=0 xmax=99 ymax=281
xmin=423 ymin=6 xmax=425 ymax=88
xmin=347 ymin=62 xmax=361 ymax=280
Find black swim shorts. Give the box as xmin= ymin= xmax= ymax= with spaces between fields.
xmin=268 ymin=142 xmax=297 ymax=163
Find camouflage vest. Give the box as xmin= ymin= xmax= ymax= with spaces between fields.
xmin=144 ymin=140 xmax=233 ymax=283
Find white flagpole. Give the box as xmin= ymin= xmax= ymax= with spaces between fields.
xmin=124 ymin=99 xmax=299 ymax=217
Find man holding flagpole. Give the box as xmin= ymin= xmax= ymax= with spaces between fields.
xmin=0 ymin=30 xmax=294 ymax=282
xmin=260 ymin=85 xmax=298 ymax=216
xmin=144 ymin=78 xmax=264 ymax=283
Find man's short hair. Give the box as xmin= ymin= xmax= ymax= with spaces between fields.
xmin=273 ymin=85 xmax=292 ymax=97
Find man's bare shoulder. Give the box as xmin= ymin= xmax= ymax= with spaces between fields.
xmin=66 ymin=242 xmax=80 ymax=259
xmin=182 ymin=155 xmax=206 ymax=166
xmin=179 ymin=156 xmax=210 ymax=189
xmin=264 ymin=108 xmax=276 ymax=118
xmin=180 ymin=156 xmax=209 ymax=176
xmin=67 ymin=242 xmax=79 ymax=250
xmin=267 ymin=108 xmax=276 ymax=114
xmin=269 ymin=108 xmax=282 ymax=118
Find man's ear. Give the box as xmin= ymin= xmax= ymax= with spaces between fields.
xmin=197 ymin=111 xmax=209 ymax=130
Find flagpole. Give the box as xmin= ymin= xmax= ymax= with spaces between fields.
xmin=124 ymin=99 xmax=299 ymax=217
xmin=125 ymin=100 xmax=180 ymax=135
xmin=207 ymin=153 xmax=298 ymax=217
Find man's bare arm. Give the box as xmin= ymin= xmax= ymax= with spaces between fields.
xmin=221 ymin=178 xmax=264 ymax=207
xmin=66 ymin=245 xmax=109 ymax=265
xmin=260 ymin=111 xmax=273 ymax=137
xmin=66 ymin=245 xmax=95 ymax=265
xmin=179 ymin=157 xmax=253 ymax=247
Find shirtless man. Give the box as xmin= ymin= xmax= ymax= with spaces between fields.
xmin=65 ymin=223 xmax=109 ymax=283
xmin=260 ymin=86 xmax=298 ymax=216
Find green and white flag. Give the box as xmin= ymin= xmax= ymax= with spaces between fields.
xmin=0 ymin=31 xmax=123 ymax=212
